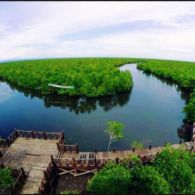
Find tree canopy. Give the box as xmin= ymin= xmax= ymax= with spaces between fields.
xmin=0 ymin=58 xmax=137 ymax=97
xmin=87 ymin=163 xmax=131 ymax=194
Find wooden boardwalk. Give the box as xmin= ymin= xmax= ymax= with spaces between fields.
xmin=0 ymin=129 xmax=195 ymax=194
xmin=0 ymin=137 xmax=59 ymax=194
xmin=57 ymin=142 xmax=195 ymax=166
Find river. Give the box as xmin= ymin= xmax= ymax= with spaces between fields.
xmin=0 ymin=64 xmax=188 ymax=151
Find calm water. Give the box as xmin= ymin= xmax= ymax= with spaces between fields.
xmin=0 ymin=64 xmax=188 ymax=151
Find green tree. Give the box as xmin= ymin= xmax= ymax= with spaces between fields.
xmin=153 ymin=145 xmax=194 ymax=193
xmin=87 ymin=163 xmax=131 ymax=194
xmin=105 ymin=121 xmax=124 ymax=151
xmin=130 ymin=165 xmax=170 ymax=194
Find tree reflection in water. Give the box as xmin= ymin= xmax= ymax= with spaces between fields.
xmin=6 ymin=81 xmax=132 ymax=114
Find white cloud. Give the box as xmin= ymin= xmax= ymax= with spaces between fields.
xmin=0 ymin=1 xmax=195 ymax=61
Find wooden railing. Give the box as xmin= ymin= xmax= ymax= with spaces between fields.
xmin=57 ymin=143 xmax=79 ymax=154
xmin=38 ymin=155 xmax=58 ymax=194
xmin=3 ymin=130 xmax=64 ymax=147
xmin=0 ymin=138 xmax=7 ymax=148
xmin=11 ymin=167 xmax=26 ymax=194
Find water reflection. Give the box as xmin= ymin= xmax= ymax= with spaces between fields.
xmin=0 ymin=82 xmax=15 ymax=103
xmin=138 ymin=69 xmax=190 ymax=103
xmin=3 ymin=80 xmax=132 ymax=114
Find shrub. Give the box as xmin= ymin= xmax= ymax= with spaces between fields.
xmin=130 ymin=141 xmax=144 ymax=149
xmin=153 ymin=145 xmax=194 ymax=193
xmin=0 ymin=168 xmax=14 ymax=189
xmin=130 ymin=165 xmax=170 ymax=194
xmin=87 ymin=162 xmax=131 ymax=194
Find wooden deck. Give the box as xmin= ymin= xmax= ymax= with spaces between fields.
xmin=0 ymin=128 xmax=194 ymax=194
xmin=0 ymin=137 xmax=59 ymax=194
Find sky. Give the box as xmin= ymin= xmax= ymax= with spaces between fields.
xmin=0 ymin=1 xmax=195 ymax=62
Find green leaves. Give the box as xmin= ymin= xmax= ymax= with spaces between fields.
xmin=0 ymin=58 xmax=134 ymax=97
xmin=87 ymin=146 xmax=195 ymax=194
xmin=130 ymin=141 xmax=144 ymax=149
xmin=0 ymin=168 xmax=14 ymax=189
xmin=130 ymin=165 xmax=170 ymax=194
xmin=87 ymin=163 xmax=131 ymax=194
xmin=105 ymin=121 xmax=124 ymax=140
xmin=153 ymin=145 xmax=194 ymax=193
xmin=105 ymin=121 xmax=124 ymax=151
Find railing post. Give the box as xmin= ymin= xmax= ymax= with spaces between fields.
xmin=21 ymin=167 xmax=26 ymax=177
xmin=94 ymin=156 xmax=97 ymax=167
xmin=76 ymin=145 xmax=79 ymax=153
xmin=190 ymin=146 xmax=194 ymax=153
xmin=15 ymin=130 xmax=19 ymax=138
xmin=116 ymin=157 xmax=119 ymax=164
xmin=6 ymin=138 xmax=10 ymax=146
xmin=56 ymin=142 xmax=60 ymax=151
xmin=61 ymin=131 xmax=64 ymax=141
xmin=51 ymin=155 xmax=55 ymax=165
xmin=43 ymin=132 xmax=47 ymax=139
xmin=31 ymin=131 xmax=35 ymax=139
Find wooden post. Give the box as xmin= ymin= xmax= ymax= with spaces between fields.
xmin=190 ymin=146 xmax=194 ymax=153
xmin=116 ymin=157 xmax=119 ymax=164
xmin=61 ymin=131 xmax=64 ymax=141
xmin=113 ymin=149 xmax=116 ymax=153
xmin=31 ymin=131 xmax=35 ymax=139
xmin=43 ymin=170 xmax=48 ymax=180
xmin=0 ymin=151 xmax=2 ymax=158
xmin=149 ymin=145 xmax=152 ymax=150
xmin=179 ymin=140 xmax=182 ymax=144
xmin=94 ymin=156 xmax=97 ymax=167
xmin=21 ymin=167 xmax=26 ymax=177
xmin=15 ymin=130 xmax=19 ymax=138
xmin=43 ymin=132 xmax=47 ymax=139
xmin=56 ymin=142 xmax=59 ymax=151
xmin=6 ymin=138 xmax=10 ymax=146
xmin=76 ymin=145 xmax=79 ymax=153
xmin=51 ymin=155 xmax=55 ymax=165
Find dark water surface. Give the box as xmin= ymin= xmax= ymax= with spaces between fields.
xmin=0 ymin=64 xmax=188 ymax=151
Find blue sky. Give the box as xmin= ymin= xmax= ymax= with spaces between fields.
xmin=1 ymin=1 xmax=195 ymax=61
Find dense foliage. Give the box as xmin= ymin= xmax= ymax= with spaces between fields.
xmin=0 ymin=58 xmax=139 ymax=97
xmin=0 ymin=168 xmax=14 ymax=189
xmin=153 ymin=144 xmax=194 ymax=193
xmin=87 ymin=146 xmax=195 ymax=194
xmin=130 ymin=165 xmax=170 ymax=194
xmin=87 ymin=163 xmax=131 ymax=194
xmin=137 ymin=59 xmax=195 ymax=123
